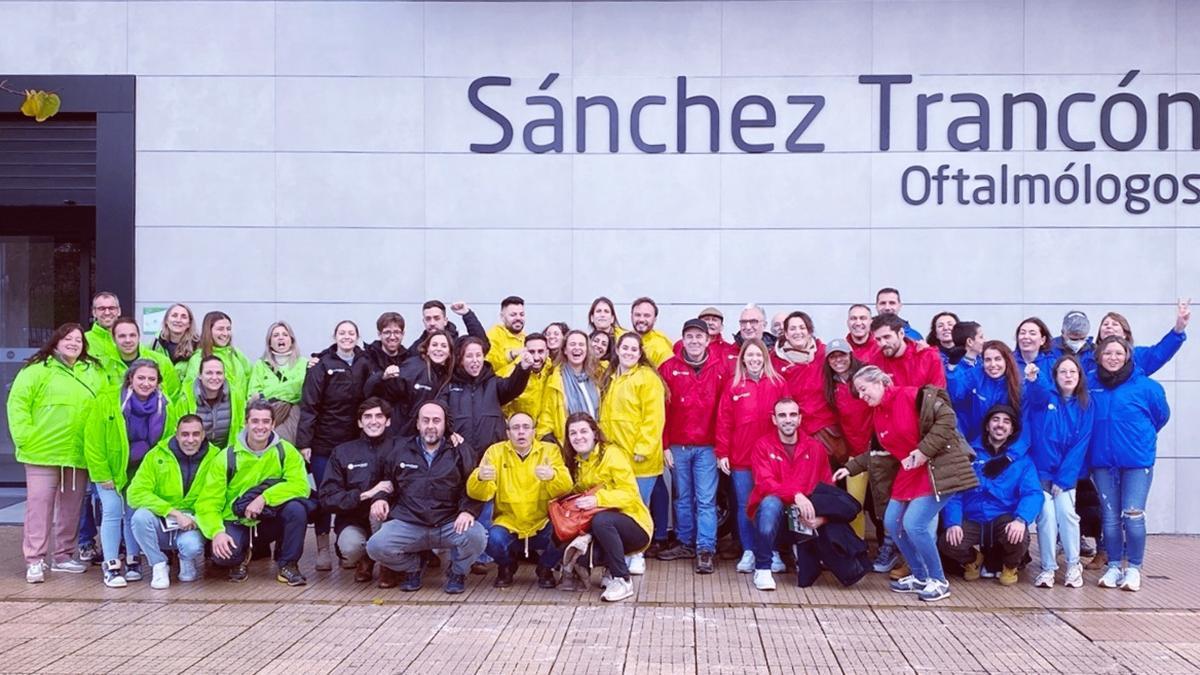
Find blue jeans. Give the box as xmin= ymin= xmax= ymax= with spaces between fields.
xmin=96 ymin=484 xmax=139 ymax=564
xmin=485 ymin=522 xmax=561 ymax=569
xmin=129 ymin=508 xmax=204 ymax=566
xmin=671 ymin=445 xmax=718 ymax=552
xmin=77 ymin=483 xmax=99 ymax=547
xmin=212 ymin=500 xmax=309 ymax=567
xmin=731 ymin=469 xmax=755 ymax=552
xmin=635 ymin=475 xmax=668 ymax=542
xmin=884 ymin=496 xmax=948 ymax=583
xmin=1092 ymin=466 xmax=1154 ymax=569
xmin=310 ymin=454 xmax=332 ymax=536
xmin=476 ymin=501 xmax=495 ymax=563
xmin=753 ymin=496 xmax=785 ymax=570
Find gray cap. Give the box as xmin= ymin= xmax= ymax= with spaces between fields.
xmin=1062 ymin=310 xmax=1090 ymax=338
xmin=826 ymin=338 xmax=852 ymax=355
xmin=682 ymin=318 xmax=709 ymax=335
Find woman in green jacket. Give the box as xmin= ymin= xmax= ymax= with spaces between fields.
xmin=182 ymin=355 xmax=246 ymax=450
xmin=248 ymin=321 xmax=306 ymax=444
xmin=85 ymin=358 xmax=180 ymax=587
xmin=6 ymin=323 xmax=104 ymax=583
xmin=184 ymin=311 xmax=251 ymax=398
xmin=150 ymin=303 xmax=200 ymax=381
xmin=101 ymin=316 xmax=181 ymax=402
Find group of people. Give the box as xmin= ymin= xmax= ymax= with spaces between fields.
xmin=5 ymin=287 xmax=1185 ymax=603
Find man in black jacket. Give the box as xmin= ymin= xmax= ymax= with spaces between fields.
xmin=318 ymin=397 xmax=396 ymax=584
xmin=365 ymin=401 xmax=486 ymax=594
xmin=405 ymin=300 xmax=490 ymax=353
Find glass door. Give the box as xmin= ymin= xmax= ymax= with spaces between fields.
xmin=0 ymin=206 xmax=95 ymax=484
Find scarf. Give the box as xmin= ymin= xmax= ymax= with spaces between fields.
xmin=1098 ymin=358 xmax=1134 ymax=389
xmin=775 ymin=339 xmax=816 ymax=365
xmin=561 ymin=367 xmax=599 ymax=419
xmin=123 ymin=388 xmax=168 ymax=476
xmin=683 ymin=348 xmax=709 ymax=373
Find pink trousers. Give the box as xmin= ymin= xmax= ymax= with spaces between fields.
xmin=23 ymin=465 xmax=88 ymax=565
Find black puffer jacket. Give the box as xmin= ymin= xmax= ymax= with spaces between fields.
xmin=446 ymin=362 xmax=531 ymax=457
xmin=318 ymin=433 xmax=395 ymax=533
xmin=378 ymin=436 xmax=482 ymax=528
xmin=296 ymin=345 xmax=372 ymax=457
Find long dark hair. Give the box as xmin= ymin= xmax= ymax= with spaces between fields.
xmin=926 ymin=311 xmax=959 ymax=347
xmin=588 ymin=296 xmax=622 ymax=334
xmin=455 ymin=336 xmax=487 ymax=377
xmin=823 ymin=351 xmax=865 ymax=412
xmin=600 ymin=332 xmax=669 ymax=396
xmin=198 ymin=310 xmax=233 ymax=357
xmin=981 ymin=340 xmax=1022 ymax=411
xmin=1051 ymin=354 xmax=1089 ymax=409
xmin=419 ymin=328 xmax=456 ymax=394
xmin=1014 ymin=316 xmax=1053 ymax=354
xmin=25 ymin=322 xmax=99 ymax=368
xmin=562 ymin=412 xmax=608 ymax=480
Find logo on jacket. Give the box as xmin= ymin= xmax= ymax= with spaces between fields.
xmin=732 ymin=392 xmax=750 ymax=402
xmin=879 ymin=430 xmax=889 ymax=438
xmin=398 ymin=462 xmax=419 ymax=470
xmin=414 ymin=383 xmax=432 ymax=391
xmin=347 ymin=462 xmax=369 ymax=470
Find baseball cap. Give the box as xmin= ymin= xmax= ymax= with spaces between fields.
xmin=682 ymin=318 xmax=709 ymax=335
xmin=826 ymin=338 xmax=852 ymax=356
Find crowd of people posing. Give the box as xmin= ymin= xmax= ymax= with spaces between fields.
xmin=5 ymin=288 xmax=1187 ymax=603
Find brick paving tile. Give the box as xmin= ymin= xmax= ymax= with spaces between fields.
xmin=695 ymin=607 xmax=769 ymax=671
xmin=117 ymin=655 xmax=204 ymax=675
xmin=0 ymin=637 xmax=93 ymax=673
xmin=551 ymin=605 xmax=635 ymax=674
xmin=625 ymin=606 xmax=695 ymax=673
xmin=135 ymin=625 xmax=246 ymax=658
xmin=1097 ymin=641 xmax=1200 ymax=674
xmin=0 ymin=601 xmax=43 ymax=622
xmin=0 ymin=636 xmax=31 ymax=654
xmin=405 ymin=604 xmax=517 ymax=673
xmin=198 ymin=603 xmax=283 ymax=626
xmin=1168 ymin=642 xmax=1200 ymax=668
xmin=70 ymin=636 xmax=160 ymax=658
xmin=131 ymin=602 xmax=221 ymax=625
xmin=256 ymin=658 xmax=342 ymax=675
xmin=482 ymin=605 xmax=573 ymax=670
xmin=321 ymin=603 xmax=399 ymax=629
xmin=755 ymin=607 xmax=841 ymax=671
xmin=35 ymin=653 xmax=133 ymax=674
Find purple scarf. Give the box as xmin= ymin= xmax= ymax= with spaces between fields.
xmin=123 ymin=389 xmax=167 ymax=474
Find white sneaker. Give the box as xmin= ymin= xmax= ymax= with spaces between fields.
xmin=753 ymin=569 xmax=776 ymax=591
xmin=1119 ymin=568 xmax=1141 ymax=592
xmin=1064 ymin=563 xmax=1083 ymax=588
xmin=627 ymin=553 xmax=645 ymax=576
xmin=26 ymin=562 xmax=45 ymax=584
xmin=770 ymin=552 xmax=786 ymax=574
xmin=601 ymin=576 xmax=634 ymax=602
xmin=599 ymin=572 xmax=613 ymax=589
xmin=178 ymin=558 xmax=198 ymax=583
xmin=102 ymin=560 xmax=127 ymax=589
xmin=50 ymin=559 xmax=87 ymax=574
xmin=736 ymin=551 xmax=755 ymax=573
xmin=1033 ymin=570 xmax=1055 ymax=588
xmin=150 ymin=561 xmax=170 ymax=590
xmin=1098 ymin=566 xmax=1123 ymax=588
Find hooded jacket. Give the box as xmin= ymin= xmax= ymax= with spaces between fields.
xmin=466 ymin=439 xmax=573 ymax=538
xmin=943 ymin=407 xmax=1042 ymax=527
xmin=771 ymin=340 xmax=837 ymax=436
xmin=405 ymin=310 xmax=490 ymax=354
xmin=599 ymin=364 xmax=667 ymax=477
xmin=869 ymin=339 xmax=946 ymax=389
xmin=192 ymin=430 xmax=310 ymax=538
xmin=747 ymin=432 xmax=833 ymax=518
xmin=1088 ymin=371 xmax=1170 ymax=470
xmin=536 ymin=364 xmax=603 ymax=445
xmin=485 ymin=324 xmax=526 ymax=373
xmin=659 ymin=352 xmax=725 ymax=447
xmin=572 ymin=444 xmax=652 ymax=542
xmin=715 ymin=374 xmax=789 ymax=470
xmin=499 ymin=360 xmax=553 ymax=420
xmin=946 ymin=361 xmax=1028 ymax=446
xmin=376 ymin=435 xmax=483 ymax=528
xmin=126 ymin=437 xmax=220 ymax=518
xmin=99 ymin=346 xmax=182 ymax=402
xmin=84 ymin=387 xmax=182 ymax=493
xmin=296 ymin=345 xmax=372 ymax=456
xmin=446 ymin=361 xmax=531 ymax=453
xmin=181 ymin=375 xmax=247 ymax=450
xmin=318 ymin=433 xmax=396 ymax=533
xmin=85 ymin=322 xmax=120 ymax=364
xmin=248 ymin=356 xmax=308 ymax=404
xmin=1024 ymin=378 xmax=1094 ymax=489
xmin=183 ymin=345 xmax=252 ymax=399
xmin=1052 ymin=329 xmax=1185 ymax=388
xmin=6 ymin=356 xmax=104 ymax=469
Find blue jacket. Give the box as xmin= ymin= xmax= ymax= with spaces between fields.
xmin=1023 ymin=378 xmax=1094 ymax=489
xmin=946 ymin=363 xmax=1028 ymax=449
xmin=1088 ymin=373 xmax=1170 ymax=470
xmin=1012 ymin=348 xmax=1056 ymax=385
xmin=1051 ymin=329 xmax=1185 ymax=387
xmin=943 ymin=442 xmax=1042 ymax=527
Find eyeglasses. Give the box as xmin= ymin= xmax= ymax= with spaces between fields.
xmin=93 ymin=305 xmax=119 ymax=313
xmin=381 ymin=330 xmax=403 ymax=337
xmin=738 ymin=319 xmax=761 ymax=326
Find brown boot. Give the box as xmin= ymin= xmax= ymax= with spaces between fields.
xmin=354 ymin=558 xmax=374 ymax=583
xmin=377 ymin=566 xmax=401 ymax=589
xmin=314 ymin=533 xmax=333 ymax=572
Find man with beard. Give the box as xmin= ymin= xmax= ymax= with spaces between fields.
xmin=626 ymin=297 xmax=674 ymax=367
xmin=407 ymin=300 xmax=490 ymax=352
xmin=869 ymin=314 xmax=945 ymax=388
xmin=486 ymin=296 xmax=527 ymax=372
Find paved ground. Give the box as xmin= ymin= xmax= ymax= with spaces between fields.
xmin=2 ymin=526 xmax=1199 ymax=673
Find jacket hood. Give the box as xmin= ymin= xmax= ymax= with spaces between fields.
xmin=235 ymin=429 xmax=282 ymax=454
xmin=452 ymin=361 xmax=496 ymax=384
xmin=980 ymin=403 xmax=1023 ymax=454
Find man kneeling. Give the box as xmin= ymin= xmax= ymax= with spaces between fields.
xmin=196 ymin=399 xmax=313 ymax=585
xmin=939 ymin=405 xmax=1041 ymax=586
xmin=127 ymin=415 xmax=221 ymax=589
xmin=366 ymin=402 xmax=486 ymax=594
xmin=752 ymin=398 xmax=869 ymax=591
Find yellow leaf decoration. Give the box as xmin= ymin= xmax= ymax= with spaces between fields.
xmin=20 ymin=90 xmax=61 ymax=122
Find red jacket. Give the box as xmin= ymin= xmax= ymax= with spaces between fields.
xmin=771 ymin=341 xmax=837 ymax=436
xmin=659 ymin=354 xmax=726 ymax=447
xmin=716 ymin=375 xmax=789 ymax=469
xmin=673 ymin=337 xmax=739 ymax=374
xmin=870 ymin=339 xmax=946 ymax=389
xmin=747 ymin=432 xmax=833 ymax=518
xmin=832 ymin=381 xmax=873 ymax=457
xmin=846 ymin=333 xmax=880 ymax=362
xmin=872 ymin=385 xmax=932 ymax=500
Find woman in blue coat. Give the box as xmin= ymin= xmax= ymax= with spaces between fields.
xmin=1023 ymin=354 xmax=1093 ymax=589
xmin=947 ymin=341 xmax=1025 ymax=446
xmin=1088 ymin=336 xmax=1170 ymax=593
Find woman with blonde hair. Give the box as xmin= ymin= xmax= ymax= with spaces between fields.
xmin=716 ymin=337 xmax=788 ymax=574
xmin=151 ymin=303 xmax=200 ymax=379
xmin=249 ymin=321 xmax=307 ymax=443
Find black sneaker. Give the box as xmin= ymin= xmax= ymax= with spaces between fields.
xmin=536 ymin=566 xmax=557 ymax=589
xmin=657 ymin=544 xmax=696 ymax=561
xmin=400 ymin=571 xmax=423 ymax=592
xmin=228 ymin=562 xmax=249 ymax=583
xmin=696 ymin=551 xmax=716 ymax=575
xmin=276 ymin=563 xmax=307 ymax=587
xmin=78 ymin=543 xmax=98 ymax=564
xmin=494 ymin=563 xmax=516 ymax=588
xmin=444 ymin=572 xmax=466 ymax=594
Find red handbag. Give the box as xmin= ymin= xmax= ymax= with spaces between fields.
xmin=548 ymin=487 xmax=610 ymax=541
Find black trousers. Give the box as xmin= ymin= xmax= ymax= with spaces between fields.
xmin=792 ymin=483 xmax=869 ymax=588
xmin=588 ymin=511 xmax=650 ymax=580
xmin=212 ymin=500 xmax=308 ymax=567
xmin=938 ymin=514 xmax=1029 ymax=571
